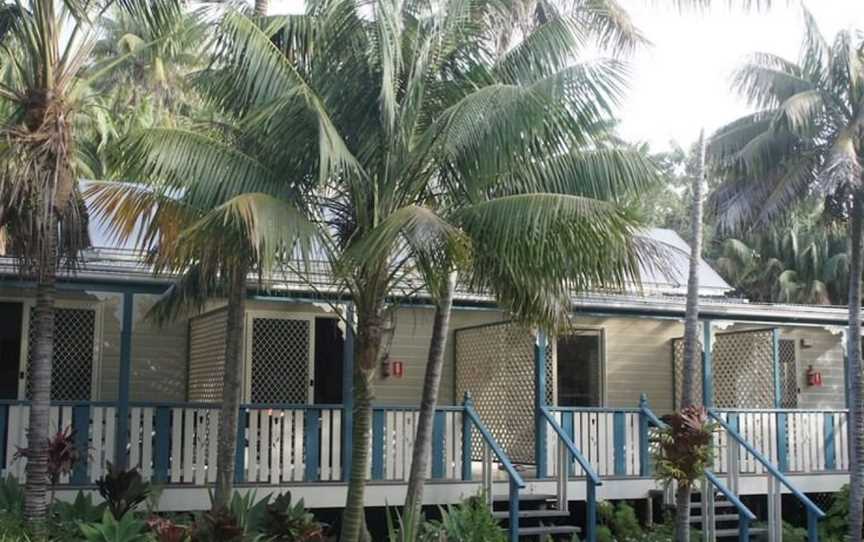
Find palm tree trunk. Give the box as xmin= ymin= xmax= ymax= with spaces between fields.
xmin=341 ymin=307 xmax=384 ymax=542
xmin=213 ymin=262 xmax=248 ymax=510
xmin=676 ymin=131 xmax=706 ymax=542
xmin=253 ymin=0 xmax=268 ymax=16
xmin=24 ymin=219 xmax=57 ymax=534
xmin=848 ymin=191 xmax=864 ymax=542
xmin=403 ymin=272 xmax=457 ymax=532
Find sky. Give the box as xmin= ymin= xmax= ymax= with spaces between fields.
xmin=617 ymin=0 xmax=864 ymax=151
xmin=266 ymin=0 xmax=864 ymax=151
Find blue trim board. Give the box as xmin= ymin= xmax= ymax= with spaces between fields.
xmin=115 ymin=292 xmax=134 ymax=469
xmin=154 ymin=407 xmax=171 ymax=482
xmin=534 ymin=331 xmax=547 ymax=479
xmin=702 ymin=320 xmax=714 ymax=407
xmin=613 ymin=412 xmax=626 ymax=476
xmin=341 ymin=304 xmax=355 ymax=480
xmin=371 ymin=409 xmax=385 ymax=480
xmin=71 ymin=406 xmax=90 ymax=484
xmin=304 ymin=409 xmax=320 ymax=481
xmin=824 ymin=413 xmax=836 ymax=470
xmin=431 ymin=411 xmax=445 ymax=479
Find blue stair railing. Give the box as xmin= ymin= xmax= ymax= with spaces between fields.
xmin=540 ymin=406 xmax=601 ymax=542
xmin=640 ymin=398 xmax=757 ymax=542
xmin=462 ymin=394 xmax=525 ymax=542
xmin=709 ymin=409 xmax=826 ymax=541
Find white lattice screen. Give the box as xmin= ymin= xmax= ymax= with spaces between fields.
xmin=249 ymin=316 xmax=311 ymax=404
xmin=673 ymin=328 xmax=777 ymax=409
xmin=454 ymin=321 xmax=553 ymax=464
xmin=672 ymin=337 xmax=703 ymax=408
xmin=27 ymin=307 xmax=96 ymax=401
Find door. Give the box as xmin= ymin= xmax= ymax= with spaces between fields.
xmin=556 ymin=330 xmax=603 ymax=407
xmin=0 ymin=303 xmax=22 ymax=400
xmin=313 ymin=317 xmax=344 ymax=404
xmin=246 ymin=313 xmax=315 ymax=403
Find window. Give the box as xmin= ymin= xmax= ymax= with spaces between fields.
xmin=556 ymin=330 xmax=602 ymax=407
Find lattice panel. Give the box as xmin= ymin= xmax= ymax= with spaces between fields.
xmin=779 ymin=339 xmax=798 ymax=408
xmin=713 ymin=329 xmax=775 ymax=408
xmin=454 ymin=321 xmax=553 ymax=464
xmin=27 ymin=308 xmax=96 ymax=401
xmin=672 ymin=336 xmax=703 ymax=409
xmin=249 ymin=317 xmax=310 ymax=404
xmin=673 ymin=329 xmax=777 ymax=409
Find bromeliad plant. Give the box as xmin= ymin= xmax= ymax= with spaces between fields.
xmin=96 ymin=463 xmax=151 ymax=520
xmin=652 ymin=405 xmax=717 ymax=489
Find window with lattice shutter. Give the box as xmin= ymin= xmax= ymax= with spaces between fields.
xmin=27 ymin=307 xmax=96 ymax=401
xmin=249 ymin=317 xmax=312 ymax=404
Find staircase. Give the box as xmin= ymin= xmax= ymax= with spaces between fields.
xmin=493 ymin=493 xmax=581 ymax=540
xmin=689 ymin=490 xmax=766 ymax=540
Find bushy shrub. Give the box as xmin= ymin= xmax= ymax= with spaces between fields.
xmin=0 ymin=476 xmax=24 ymax=518
xmin=423 ymin=496 xmax=505 ymax=542
xmin=261 ymin=492 xmax=325 ymax=541
xmin=818 ymin=485 xmax=855 ymax=542
xmin=597 ymin=501 xmax=644 ymax=542
xmin=50 ymin=491 xmax=107 ymax=541
xmin=79 ymin=510 xmax=152 ymax=542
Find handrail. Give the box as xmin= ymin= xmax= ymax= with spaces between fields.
xmin=463 ymin=401 xmax=525 ymax=488
xmin=704 ymin=470 xmax=756 ymax=521
xmin=708 ymin=409 xmax=825 ymax=519
xmin=540 ymin=407 xmax=601 ymax=485
xmin=462 ymin=395 xmax=523 ymax=542
xmin=540 ymin=406 xmax=600 ymax=542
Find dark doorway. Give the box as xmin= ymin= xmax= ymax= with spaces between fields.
xmin=0 ymin=303 xmax=22 ymax=400
xmin=314 ymin=317 xmax=344 ymax=404
xmin=556 ymin=330 xmax=602 ymax=407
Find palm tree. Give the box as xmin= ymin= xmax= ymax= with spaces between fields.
xmin=673 ymin=130 xmax=706 ymax=542
xmin=708 ymin=12 xmax=864 ymax=538
xmin=0 ymin=0 xmax=183 ymax=531
xmin=714 ymin=217 xmax=849 ymax=305
xmin=150 ymin=4 xmax=661 ymax=539
xmin=400 ymin=1 xmax=656 ymax=527
xmin=89 ymin=121 xmax=318 ymax=510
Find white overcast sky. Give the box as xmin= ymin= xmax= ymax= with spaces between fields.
xmin=617 ymin=0 xmax=864 ymax=151
xmin=267 ymin=0 xmax=864 ymax=151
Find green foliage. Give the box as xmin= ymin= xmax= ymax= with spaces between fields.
xmin=818 ymin=485 xmax=856 ymax=542
xmin=597 ymin=501 xmax=644 ymax=542
xmin=50 ymin=491 xmax=109 ymax=542
xmin=0 ymin=512 xmax=31 ymax=540
xmin=423 ymin=496 xmax=506 ymax=542
xmin=97 ymin=463 xmax=152 ymax=520
xmin=191 ymin=507 xmax=244 ymax=542
xmin=146 ymin=516 xmax=190 ymax=542
xmin=651 ymin=406 xmax=717 ymax=487
xmin=0 ymin=477 xmax=24 ymax=519
xmin=79 ymin=510 xmax=153 ymax=542
xmin=260 ymin=492 xmax=324 ymax=541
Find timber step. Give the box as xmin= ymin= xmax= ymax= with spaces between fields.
xmin=494 ymin=493 xmax=557 ymax=503
xmin=493 ymin=510 xmax=571 ymax=520
xmin=689 ymin=513 xmax=739 ymax=523
xmin=716 ymin=528 xmax=768 ymax=538
xmin=517 ymin=525 xmax=581 ymax=538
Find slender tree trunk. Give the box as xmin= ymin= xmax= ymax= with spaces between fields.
xmin=213 ymin=262 xmax=248 ymax=510
xmin=341 ymin=307 xmax=384 ymax=542
xmin=403 ymin=272 xmax=457 ymax=533
xmin=254 ymin=0 xmax=268 ymax=16
xmin=848 ymin=191 xmax=864 ymax=542
xmin=25 ymin=218 xmax=57 ymax=535
xmin=676 ymin=131 xmax=706 ymax=542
